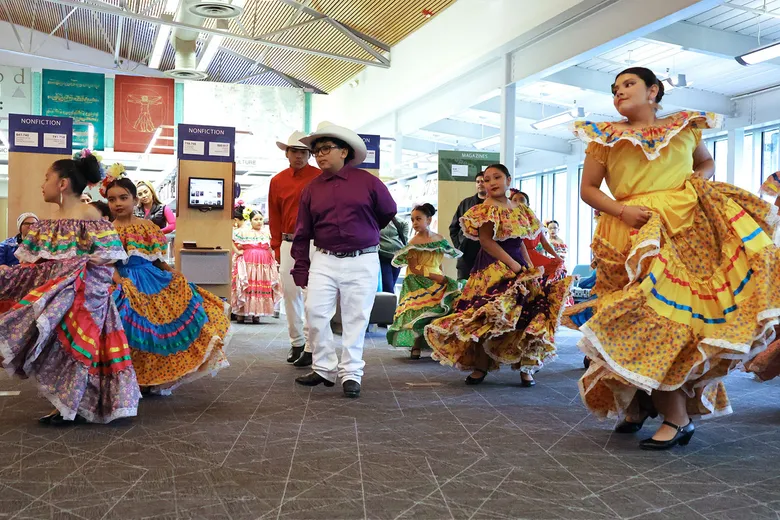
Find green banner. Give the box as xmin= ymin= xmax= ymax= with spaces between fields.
xmin=42 ymin=69 xmax=105 ymax=150
xmin=438 ymin=150 xmax=501 ymax=182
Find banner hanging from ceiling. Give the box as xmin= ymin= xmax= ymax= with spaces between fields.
xmin=114 ymin=75 xmax=175 ymax=154
xmin=42 ymin=69 xmax=105 ymax=150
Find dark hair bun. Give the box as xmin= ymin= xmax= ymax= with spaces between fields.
xmin=248 ymin=210 xmax=263 ymax=221
xmin=413 ymin=203 xmax=436 ymax=217
xmin=76 ymin=154 xmax=102 ymax=184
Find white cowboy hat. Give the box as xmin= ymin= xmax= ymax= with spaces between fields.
xmin=276 ymin=130 xmax=309 ymax=152
xmin=300 ymin=121 xmax=368 ymax=167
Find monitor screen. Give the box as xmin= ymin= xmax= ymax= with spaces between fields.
xmin=188 ymin=177 xmax=225 ymax=210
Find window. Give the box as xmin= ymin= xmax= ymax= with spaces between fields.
xmin=713 ymin=139 xmax=728 ymax=183
xmin=553 ymin=170 xmax=568 ymax=232
xmin=763 ymin=128 xmax=780 ymax=181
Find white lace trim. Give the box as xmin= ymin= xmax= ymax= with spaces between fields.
xmin=573 ymin=112 xmax=724 ymax=161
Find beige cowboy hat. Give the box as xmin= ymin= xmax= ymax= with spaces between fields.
xmin=299 ymin=121 xmax=368 ymax=167
xmin=276 ymin=130 xmax=309 ymax=152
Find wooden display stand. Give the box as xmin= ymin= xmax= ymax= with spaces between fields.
xmin=175 ymin=159 xmax=235 ymax=299
xmin=7 ymin=152 xmax=68 ymax=237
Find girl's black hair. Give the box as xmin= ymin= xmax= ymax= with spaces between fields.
xmin=248 ymin=210 xmax=264 ymax=221
xmin=547 ymin=219 xmax=559 ymax=226
xmin=105 ymin=177 xmax=138 ymax=198
xmin=413 ymin=203 xmax=436 ymax=218
xmin=485 ymin=163 xmax=511 ymax=179
xmin=90 ymin=201 xmax=112 ymax=220
xmin=310 ymin=136 xmax=356 ymax=164
xmin=233 ymin=204 xmax=245 ymax=220
xmin=51 ymin=155 xmax=102 ymax=195
xmin=613 ymin=67 xmax=665 ymax=103
xmin=509 ymin=189 xmax=530 ymax=204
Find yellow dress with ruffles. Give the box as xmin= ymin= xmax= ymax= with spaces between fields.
xmin=425 ymin=204 xmax=572 ymax=373
xmin=572 ymin=111 xmax=780 ymax=419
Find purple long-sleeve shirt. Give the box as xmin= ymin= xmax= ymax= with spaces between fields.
xmin=291 ymin=165 xmax=397 ymax=287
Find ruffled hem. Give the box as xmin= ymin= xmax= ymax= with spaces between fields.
xmin=15 ymin=248 xmax=128 ymax=265
xmin=124 ymin=250 xmax=167 ymax=263
xmin=391 ymin=240 xmax=462 ymax=268
xmin=387 ymin=276 xmax=460 ymax=348
xmin=459 ymin=204 xmax=542 ymax=242
xmin=572 ymin=111 xmax=723 ymax=161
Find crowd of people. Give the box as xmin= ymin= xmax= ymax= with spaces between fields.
xmin=1 ymin=66 xmax=780 ymax=452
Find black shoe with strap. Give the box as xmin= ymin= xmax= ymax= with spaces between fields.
xmin=343 ymin=380 xmax=361 ymax=398
xmin=295 ymin=372 xmax=335 ymax=387
xmin=465 ymin=369 xmax=487 ymax=385
xmin=614 ymin=410 xmax=659 ymax=434
xmin=639 ymin=420 xmax=695 ymax=451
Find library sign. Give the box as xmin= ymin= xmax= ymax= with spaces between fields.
xmin=8 ymin=114 xmax=73 ymax=154
xmin=437 ymin=150 xmax=500 ymax=182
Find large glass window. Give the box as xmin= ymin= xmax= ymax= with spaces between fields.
xmin=763 ymin=128 xmax=780 ymax=181
xmin=713 ymin=139 xmax=728 ymax=183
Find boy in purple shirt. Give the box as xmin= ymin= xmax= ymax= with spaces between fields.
xmin=292 ymin=122 xmax=397 ymax=398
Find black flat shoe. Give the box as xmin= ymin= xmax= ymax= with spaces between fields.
xmin=615 ymin=410 xmax=659 ymax=434
xmin=410 ymin=348 xmax=421 ymax=360
xmin=293 ymin=351 xmax=312 ymax=367
xmin=39 ymin=412 xmax=86 ymax=426
xmin=287 ymin=346 xmax=304 ymax=363
xmin=295 ymin=372 xmax=335 ymax=387
xmin=583 ymin=356 xmax=591 ymax=369
xmin=343 ymin=380 xmax=361 ymax=398
xmin=465 ymin=370 xmax=487 ymax=385
xmin=520 ymin=376 xmax=536 ymax=388
xmin=639 ymin=420 xmax=695 ymax=450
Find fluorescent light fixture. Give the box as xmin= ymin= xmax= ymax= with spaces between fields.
xmin=736 ymin=40 xmax=780 ymax=65
xmin=197 ymin=34 xmax=223 ymax=72
xmin=149 ymin=20 xmax=172 ymax=70
xmin=531 ymin=107 xmax=586 ymax=130
xmin=473 ymin=135 xmax=501 ymax=149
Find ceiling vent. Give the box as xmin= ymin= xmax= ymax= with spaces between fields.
xmin=164 ymin=69 xmax=209 ymax=80
xmin=187 ymin=1 xmax=244 ymax=19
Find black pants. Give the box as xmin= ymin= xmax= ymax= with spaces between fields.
xmin=379 ymin=257 xmax=401 ymax=293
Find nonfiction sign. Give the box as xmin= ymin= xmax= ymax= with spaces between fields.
xmin=42 ymin=69 xmax=105 ymax=150
xmin=8 ymin=114 xmax=73 ymax=154
xmin=177 ymin=124 xmax=235 ymax=162
xmin=437 ymin=150 xmax=501 ymax=182
xmin=357 ymin=134 xmax=380 ymax=170
xmin=114 ymin=75 xmax=175 ymax=154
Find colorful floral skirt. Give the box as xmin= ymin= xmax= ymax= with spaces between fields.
xmin=231 ymin=244 xmax=280 ymax=318
xmin=386 ymin=273 xmax=460 ymax=348
xmin=0 ymin=258 xmax=140 ymax=423
xmin=425 ymin=242 xmax=572 ymax=374
xmin=113 ymin=257 xmax=229 ymax=393
xmin=576 ymin=178 xmax=780 ymax=419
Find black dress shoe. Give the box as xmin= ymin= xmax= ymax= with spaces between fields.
xmin=343 ymin=380 xmax=361 ymax=398
xmin=293 ymin=351 xmax=312 ymax=367
xmin=465 ymin=370 xmax=487 ymax=385
xmin=295 ymin=372 xmax=334 ymax=387
xmin=615 ymin=410 xmax=659 ymax=434
xmin=639 ymin=420 xmax=695 ymax=450
xmin=39 ymin=412 xmax=86 ymax=426
xmin=287 ymin=346 xmax=304 ymax=363
xmin=520 ymin=377 xmax=536 ymax=388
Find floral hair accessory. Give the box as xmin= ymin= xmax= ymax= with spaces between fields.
xmin=99 ymin=163 xmax=127 ymax=198
xmin=73 ymin=148 xmax=106 ymax=186
xmin=242 ymin=206 xmax=253 ymax=221
xmin=234 ymin=199 xmax=245 ymax=209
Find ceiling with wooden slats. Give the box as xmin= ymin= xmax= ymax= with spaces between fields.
xmin=0 ymin=0 xmax=455 ymax=92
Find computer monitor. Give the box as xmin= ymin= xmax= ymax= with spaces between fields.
xmin=187 ymin=177 xmax=225 ymax=210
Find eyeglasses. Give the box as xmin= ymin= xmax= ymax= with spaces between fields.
xmin=312 ymin=145 xmax=341 ymax=157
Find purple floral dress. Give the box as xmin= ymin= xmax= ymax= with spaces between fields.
xmin=0 ymin=219 xmax=141 ymax=423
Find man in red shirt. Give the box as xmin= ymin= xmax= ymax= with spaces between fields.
xmin=269 ymin=131 xmax=322 ymax=366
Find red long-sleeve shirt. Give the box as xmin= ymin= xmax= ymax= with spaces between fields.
xmin=268 ymin=164 xmax=321 ymax=259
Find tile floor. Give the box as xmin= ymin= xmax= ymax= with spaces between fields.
xmin=1 ymin=323 xmax=779 ymax=520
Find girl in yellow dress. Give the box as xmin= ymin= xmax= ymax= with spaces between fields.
xmin=386 ymin=203 xmax=461 ymax=359
xmin=425 ymin=164 xmax=572 ymax=386
xmin=105 ymin=171 xmax=230 ymax=394
xmin=573 ymin=67 xmax=780 ymax=450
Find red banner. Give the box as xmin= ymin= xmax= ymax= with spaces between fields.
xmin=114 ymin=75 xmax=175 ymax=154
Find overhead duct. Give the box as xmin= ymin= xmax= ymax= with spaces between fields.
xmin=164 ymin=0 xmax=243 ymax=80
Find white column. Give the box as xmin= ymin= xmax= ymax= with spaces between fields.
xmin=726 ymin=128 xmax=743 ymax=186
xmin=499 ymin=54 xmax=516 ymax=172
xmin=564 ymin=151 xmax=581 ymax=273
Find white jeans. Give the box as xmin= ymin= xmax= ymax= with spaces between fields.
xmin=307 ymin=250 xmax=379 ymax=384
xmin=280 ymin=240 xmax=311 ymax=351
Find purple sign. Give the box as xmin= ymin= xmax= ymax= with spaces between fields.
xmin=358 ymin=134 xmax=380 ymax=169
xmin=8 ymin=113 xmax=73 ymax=154
xmin=177 ymin=124 xmax=235 ymax=163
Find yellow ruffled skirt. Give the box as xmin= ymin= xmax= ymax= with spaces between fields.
xmin=576 ymin=178 xmax=780 ymax=419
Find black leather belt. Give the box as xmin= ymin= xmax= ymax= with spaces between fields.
xmin=316 ymin=246 xmax=378 ymax=258
xmin=282 ymin=233 xmax=295 ymax=242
